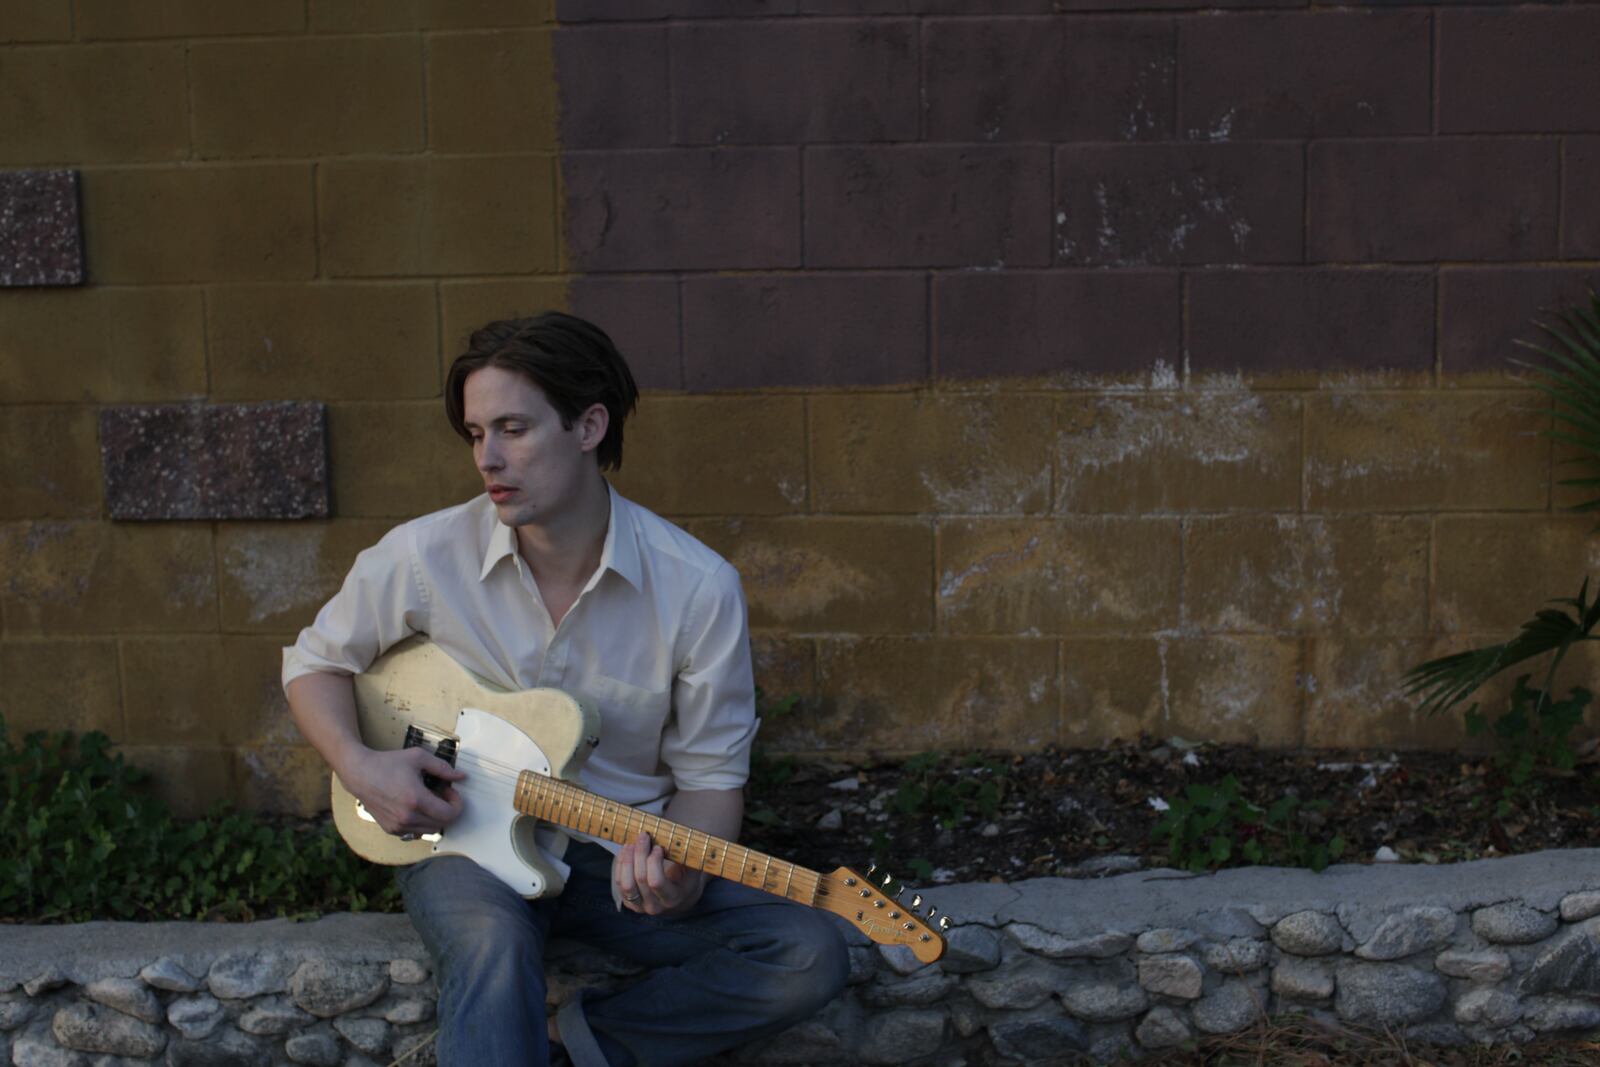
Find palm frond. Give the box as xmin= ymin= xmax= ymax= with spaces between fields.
xmin=1403 ymin=579 xmax=1600 ymax=717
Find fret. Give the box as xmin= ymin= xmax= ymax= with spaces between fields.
xmin=781 ymin=862 xmax=793 ymax=899
xmin=759 ymin=854 xmax=772 ymax=891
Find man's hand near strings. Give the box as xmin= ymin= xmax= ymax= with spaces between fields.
xmin=615 ymin=787 xmax=743 ymax=917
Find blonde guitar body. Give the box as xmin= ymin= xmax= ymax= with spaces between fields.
xmin=332 ymin=635 xmax=949 ymax=962
xmin=330 ymin=635 xmax=600 ymax=898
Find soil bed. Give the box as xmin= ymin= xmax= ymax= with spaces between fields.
xmin=740 ymin=735 xmax=1600 ymax=886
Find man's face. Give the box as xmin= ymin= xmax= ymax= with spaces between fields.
xmin=461 ymin=365 xmax=598 ymax=528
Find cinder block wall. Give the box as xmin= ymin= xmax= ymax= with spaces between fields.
xmin=1 ymin=1 xmax=1597 ymax=815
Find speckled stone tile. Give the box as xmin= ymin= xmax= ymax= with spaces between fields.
xmin=100 ymin=402 xmax=329 ymax=520
xmin=0 ymin=170 xmax=84 ymax=286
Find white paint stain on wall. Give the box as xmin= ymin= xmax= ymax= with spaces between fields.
xmin=223 ymin=529 xmax=329 ymax=624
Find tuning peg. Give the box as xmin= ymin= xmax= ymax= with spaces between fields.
xmin=866 ymin=864 xmax=878 ymax=879
xmin=910 ymin=894 xmax=923 ymax=908
xmin=938 ymin=916 xmax=951 ymax=931
xmin=927 ymin=905 xmax=938 ymax=918
xmin=880 ymin=871 xmax=894 ymax=887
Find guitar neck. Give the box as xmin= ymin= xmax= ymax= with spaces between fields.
xmin=513 ymin=771 xmax=821 ymax=906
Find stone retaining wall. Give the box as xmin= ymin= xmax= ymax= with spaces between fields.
xmin=9 ymin=851 xmax=1600 ymax=1066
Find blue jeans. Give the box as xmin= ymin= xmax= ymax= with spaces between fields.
xmin=397 ymin=842 xmax=850 ymax=1067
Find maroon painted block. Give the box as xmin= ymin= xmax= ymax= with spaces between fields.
xmin=934 ymin=270 xmax=1179 ymax=379
xmin=1439 ymin=9 xmax=1600 ymax=134
xmin=0 ymin=170 xmax=84 ymax=287
xmin=1308 ymin=139 xmax=1559 ymax=263
xmin=563 ymin=148 xmax=800 ymax=271
xmin=1179 ymin=12 xmax=1430 ymax=140
xmin=570 ymin=277 xmax=682 ymax=390
xmin=805 ymin=146 xmax=1051 ymax=268
xmin=554 ymin=26 xmax=669 ymax=149
xmin=922 ymin=17 xmax=1174 ymax=142
xmin=918 ymin=0 xmax=1302 ymax=9
xmin=681 ymin=273 xmax=927 ymax=389
xmin=1188 ymin=269 xmax=1434 ymax=375
xmin=1440 ymin=268 xmax=1600 ymax=375
xmin=100 ymin=402 xmax=329 ymax=521
xmin=556 ymin=0 xmax=797 ymax=19
xmin=1055 ymin=144 xmax=1303 ymax=266
xmin=1567 ymin=138 xmax=1600 ymax=259
xmin=672 ymin=20 xmax=917 ymax=145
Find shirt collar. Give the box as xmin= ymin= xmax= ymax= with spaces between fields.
xmin=477 ymin=482 xmax=643 ymax=594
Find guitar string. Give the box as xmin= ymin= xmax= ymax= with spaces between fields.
xmin=397 ymin=727 xmax=828 ymax=900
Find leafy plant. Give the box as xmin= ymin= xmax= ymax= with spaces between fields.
xmin=1403 ymin=294 xmax=1600 ymax=729
xmin=1151 ymin=775 xmax=1347 ymax=874
xmin=891 ymin=751 xmax=1008 ymax=830
xmin=0 ymin=719 xmax=400 ymax=922
xmin=1466 ymin=676 xmax=1592 ymax=795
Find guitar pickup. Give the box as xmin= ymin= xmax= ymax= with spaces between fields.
xmin=404 ymin=725 xmax=459 ymax=792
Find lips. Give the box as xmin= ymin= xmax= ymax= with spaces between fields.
xmin=487 ymin=485 xmax=517 ymax=503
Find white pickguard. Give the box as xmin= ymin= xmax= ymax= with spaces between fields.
xmin=422 ymin=707 xmax=571 ymax=897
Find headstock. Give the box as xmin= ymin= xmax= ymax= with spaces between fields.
xmin=815 ymin=865 xmax=949 ymax=964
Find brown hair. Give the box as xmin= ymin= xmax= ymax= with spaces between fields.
xmin=445 ymin=311 xmax=640 ymax=471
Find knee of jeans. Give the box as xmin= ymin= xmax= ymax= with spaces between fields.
xmin=753 ymin=913 xmax=851 ymax=1018
xmin=438 ymin=912 xmax=545 ymax=1006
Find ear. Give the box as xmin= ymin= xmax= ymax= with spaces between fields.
xmin=576 ymin=402 xmax=609 ymax=455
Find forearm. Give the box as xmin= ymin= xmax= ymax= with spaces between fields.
xmin=662 ymin=787 xmax=744 ymax=845
xmin=285 ymin=671 xmax=368 ymax=780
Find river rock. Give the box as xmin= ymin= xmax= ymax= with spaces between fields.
xmin=1006 ymin=924 xmax=1132 ymax=959
xmin=1473 ymin=903 xmax=1558 ymax=945
xmin=284 ymin=1027 xmax=343 ymax=1067
xmin=1272 ymin=957 xmax=1334 ymax=1000
xmin=1135 ymin=1006 xmax=1192 ymax=1049
xmin=83 ymin=977 xmax=162 ymax=1024
xmin=1335 ymin=962 xmax=1446 ymax=1025
xmin=1354 ymin=907 xmax=1456 ymax=961
xmin=166 ymin=994 xmax=224 ymax=1041
xmin=1521 ymin=917 xmax=1600 ymax=996
xmin=12 ymin=1024 xmax=92 ymax=1067
xmin=1435 ymin=949 xmax=1511 ymax=983
xmin=140 ymin=957 xmax=202 ymax=993
xmin=383 ymin=996 xmax=435 ymax=1024
xmin=966 ymin=958 xmax=1064 ymax=1010
xmin=858 ymin=1009 xmax=946 ymax=1065
xmin=940 ymin=925 xmax=1001 ymax=973
xmin=1454 ymin=987 xmax=1522 ymax=1028
xmin=1201 ymin=938 xmax=1269 ymax=974
xmin=1059 ymin=980 xmax=1148 ymax=1022
xmin=1272 ymin=911 xmax=1344 ymax=956
xmin=1561 ymin=892 xmax=1600 ymax=923
xmin=334 ymin=1015 xmax=393 ymax=1057
xmin=24 ymin=969 xmax=68 ymax=997
xmin=51 ymin=1001 xmax=165 ymax=1058
xmin=166 ymin=1025 xmax=269 ymax=1067
xmin=0 ymin=992 xmax=37 ymax=1031
xmin=1136 ymin=928 xmax=1199 ymax=954
xmin=208 ymin=951 xmax=293 ymax=1000
xmin=1192 ymin=978 xmax=1267 ymax=1034
xmin=987 ymin=1010 xmax=1086 ymax=1061
xmin=289 ymin=960 xmax=388 ymax=1017
xmin=862 ymin=970 xmax=956 ymax=1008
xmin=238 ymin=994 xmax=312 ymax=1035
xmin=1138 ymin=954 xmax=1203 ymax=999
xmin=389 ymin=958 xmax=430 ymax=985
xmin=1522 ymin=995 xmax=1600 ymax=1032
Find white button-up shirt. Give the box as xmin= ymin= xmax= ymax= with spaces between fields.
xmin=282 ymin=485 xmax=759 ymax=817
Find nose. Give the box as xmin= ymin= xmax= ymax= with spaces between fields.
xmin=476 ymin=437 xmax=501 ymax=473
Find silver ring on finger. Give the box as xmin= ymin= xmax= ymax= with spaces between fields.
xmin=624 ymin=892 xmax=643 ymax=904
xmin=399 ymin=832 xmax=417 ymax=842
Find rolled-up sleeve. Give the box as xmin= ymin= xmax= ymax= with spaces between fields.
xmin=661 ymin=561 xmax=758 ymax=792
xmin=281 ymin=523 xmax=430 ymax=690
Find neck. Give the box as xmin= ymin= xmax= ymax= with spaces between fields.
xmin=514 ymin=476 xmax=610 ymax=586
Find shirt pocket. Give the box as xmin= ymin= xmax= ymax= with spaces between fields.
xmin=581 ymin=673 xmax=672 ymax=765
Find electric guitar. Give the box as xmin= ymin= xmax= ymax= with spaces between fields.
xmin=330 ymin=636 xmax=948 ymax=963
